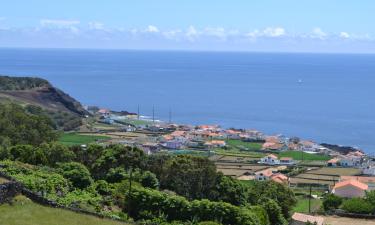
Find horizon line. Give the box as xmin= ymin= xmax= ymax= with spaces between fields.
xmin=1 ymin=46 xmax=375 ymax=55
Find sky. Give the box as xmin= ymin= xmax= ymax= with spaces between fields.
xmin=0 ymin=0 xmax=375 ymax=53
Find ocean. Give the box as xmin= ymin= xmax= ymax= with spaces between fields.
xmin=0 ymin=48 xmax=374 ymax=153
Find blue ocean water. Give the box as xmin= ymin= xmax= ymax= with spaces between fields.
xmin=0 ymin=48 xmax=374 ymax=153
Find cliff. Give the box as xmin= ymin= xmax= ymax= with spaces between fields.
xmin=0 ymin=75 xmax=88 ymax=130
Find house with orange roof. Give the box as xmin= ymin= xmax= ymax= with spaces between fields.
xmin=291 ymin=213 xmax=324 ymax=225
xmin=204 ymin=140 xmax=226 ymax=148
xmin=255 ymin=168 xmax=289 ymax=183
xmin=271 ymin=173 xmax=289 ymax=184
xmin=259 ymin=154 xmax=280 ymax=165
xmin=225 ymin=129 xmax=241 ymax=139
xmin=332 ymin=179 xmax=368 ymax=198
xmin=171 ymin=130 xmax=186 ymax=137
xmin=340 ymin=176 xmax=375 ymax=190
xmin=327 ymin=158 xmax=340 ymax=167
xmin=299 ymin=140 xmax=321 ymax=152
xmin=279 ymin=157 xmax=295 ymax=165
xmin=255 ymin=168 xmax=275 ymax=181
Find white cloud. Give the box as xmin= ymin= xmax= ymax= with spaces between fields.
xmin=146 ymin=25 xmax=159 ymax=33
xmin=263 ymin=27 xmax=286 ymax=37
xmin=186 ymin=26 xmax=199 ymax=41
xmin=88 ymin=22 xmax=105 ymax=30
xmin=339 ymin=32 xmax=350 ymax=39
xmin=311 ymin=27 xmax=327 ymax=39
xmin=162 ymin=29 xmax=183 ymax=40
xmin=40 ymin=19 xmax=80 ymax=27
xmin=246 ymin=27 xmax=286 ymax=39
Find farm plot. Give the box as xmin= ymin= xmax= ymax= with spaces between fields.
xmin=216 ymin=163 xmax=269 ymax=177
xmin=306 ymin=167 xmax=361 ymax=176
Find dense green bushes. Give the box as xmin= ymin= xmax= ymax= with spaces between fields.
xmin=0 ymin=144 xmax=297 ymax=224
xmin=322 ymin=194 xmax=343 ymax=211
xmin=1 ymin=143 xmax=74 ymax=166
xmin=322 ymin=191 xmax=375 ymax=215
xmin=0 ymin=76 xmax=49 ymax=90
xmin=58 ymin=162 xmax=93 ymax=189
xmin=341 ymin=198 xmax=375 ymax=214
xmin=126 ymin=187 xmax=262 ymax=225
xmin=0 ymin=103 xmax=57 ymax=147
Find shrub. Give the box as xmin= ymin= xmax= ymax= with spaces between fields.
xmin=341 ymin=198 xmax=375 ymax=214
xmin=58 ymin=162 xmax=93 ymax=189
xmin=126 ymin=187 xmax=260 ymax=225
xmin=247 ymin=205 xmax=270 ymax=225
xmin=322 ymin=194 xmax=343 ymax=211
xmin=198 ymin=222 xmax=222 ymax=225
xmin=259 ymin=198 xmax=287 ymax=225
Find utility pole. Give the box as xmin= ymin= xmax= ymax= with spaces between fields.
xmin=137 ymin=105 xmax=140 ymax=120
xmin=308 ymin=184 xmax=312 ymax=213
xmin=168 ymin=108 xmax=172 ymax=124
xmin=128 ymin=167 xmax=133 ymax=216
xmin=152 ymin=105 xmax=155 ymax=123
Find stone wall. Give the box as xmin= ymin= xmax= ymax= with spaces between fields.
xmin=0 ymin=181 xmax=22 ymax=204
xmin=0 ymin=173 xmax=129 ymax=223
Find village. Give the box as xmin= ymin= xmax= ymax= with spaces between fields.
xmin=70 ymin=106 xmax=375 ymax=225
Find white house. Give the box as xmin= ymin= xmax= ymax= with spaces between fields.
xmin=279 ymin=157 xmax=295 ymax=165
xmin=363 ymin=165 xmax=375 ymax=176
xmin=164 ymin=140 xmax=184 ymax=149
xmin=255 ymin=169 xmax=274 ymax=181
xmin=259 ymin=154 xmax=280 ymax=165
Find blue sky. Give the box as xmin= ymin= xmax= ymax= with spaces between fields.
xmin=1 ymin=0 xmax=375 ymax=52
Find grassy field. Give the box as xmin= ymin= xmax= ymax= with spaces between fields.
xmin=292 ymin=196 xmax=322 ymax=214
xmin=290 ymin=167 xmax=362 ymax=186
xmin=0 ymin=196 xmax=127 ymax=225
xmin=306 ymin=167 xmax=362 ymax=176
xmin=214 ymin=148 xmax=265 ymax=158
xmin=278 ymin=151 xmax=331 ymax=161
xmin=117 ymin=118 xmax=152 ymax=126
xmin=58 ymin=133 xmax=111 ymax=146
xmin=226 ymin=140 xmax=263 ymax=151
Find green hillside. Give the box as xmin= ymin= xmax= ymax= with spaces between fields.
xmin=0 ymin=196 xmax=127 ymax=225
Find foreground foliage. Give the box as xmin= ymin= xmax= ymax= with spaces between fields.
xmin=0 ymin=195 xmax=127 ymax=225
xmin=0 ymin=103 xmax=57 ymax=147
xmin=0 ymin=143 xmax=297 ymax=224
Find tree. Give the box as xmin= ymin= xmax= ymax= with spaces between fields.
xmin=91 ymin=145 xmax=145 ymax=179
xmin=259 ymin=198 xmax=287 ymax=225
xmin=106 ymin=167 xmax=128 ymax=183
xmin=322 ymin=194 xmax=343 ymax=211
xmin=341 ymin=198 xmax=375 ymax=214
xmin=8 ymin=144 xmax=47 ymax=165
xmin=0 ymin=103 xmax=57 ymax=146
xmin=58 ymin=162 xmax=93 ymax=189
xmin=365 ymin=190 xmax=375 ymax=206
xmin=248 ymin=181 xmax=297 ymax=218
xmin=139 ymin=171 xmax=159 ymax=189
xmin=157 ymin=155 xmax=218 ymax=200
xmin=39 ymin=142 xmax=75 ymax=166
xmin=209 ymin=174 xmax=248 ymax=206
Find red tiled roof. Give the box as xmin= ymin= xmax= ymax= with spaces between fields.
xmin=292 ymin=213 xmax=324 ymax=225
xmin=271 ymin=173 xmax=288 ymax=183
xmin=267 ymin=154 xmax=278 ymax=159
xmin=327 ymin=158 xmax=339 ymax=163
xmin=280 ymin=157 xmax=293 ymax=161
xmin=256 ymin=169 xmax=274 ymax=177
xmin=341 ymin=176 xmax=375 ymax=184
xmin=333 ymin=179 xmax=368 ymax=190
